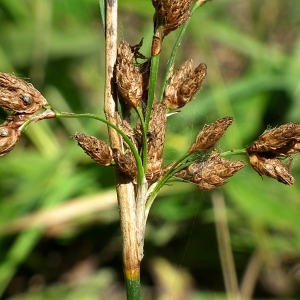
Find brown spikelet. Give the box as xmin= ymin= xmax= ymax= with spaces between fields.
xmin=72 ymin=132 xmax=113 ymax=166
xmin=0 ymin=124 xmax=21 ymax=156
xmin=116 ymin=113 xmax=142 ymax=152
xmin=177 ymin=63 xmax=207 ymax=108
xmin=0 ymin=72 xmax=48 ymax=114
xmin=146 ymin=102 xmax=167 ymax=181
xmin=192 ymin=150 xmax=246 ymax=190
xmin=247 ymin=123 xmax=300 ymax=156
xmin=116 ymin=40 xmax=143 ymax=108
xmin=163 ymin=61 xmax=207 ymax=110
xmin=248 ymin=153 xmax=294 ymax=185
xmin=190 ymin=117 xmax=234 ymax=152
xmin=113 ymin=149 xmax=137 ymax=178
xmin=152 ymin=0 xmax=193 ymax=37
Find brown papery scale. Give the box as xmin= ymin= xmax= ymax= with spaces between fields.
xmin=113 ymin=149 xmax=137 ymax=178
xmin=0 ymin=72 xmax=48 ymax=113
xmin=152 ymin=0 xmax=193 ymax=37
xmin=0 ymin=124 xmax=20 ymax=156
xmin=190 ymin=117 xmax=233 ymax=152
xmin=146 ymin=102 xmax=167 ymax=181
xmin=248 ymin=153 xmax=294 ymax=185
xmin=116 ymin=40 xmax=143 ymax=108
xmin=247 ymin=123 xmax=300 ymax=156
xmin=193 ymin=150 xmax=246 ymax=190
xmin=72 ymin=132 xmax=113 ymax=166
xmin=164 ymin=61 xmax=207 ymax=110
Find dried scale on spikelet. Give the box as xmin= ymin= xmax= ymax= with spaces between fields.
xmin=164 ymin=60 xmax=207 ymax=110
xmin=116 ymin=40 xmax=145 ymax=108
xmin=0 ymin=72 xmax=48 ymax=114
xmin=189 ymin=117 xmax=233 ymax=152
xmin=72 ymin=132 xmax=113 ymax=166
xmin=246 ymin=123 xmax=300 ymax=185
xmin=174 ymin=150 xmax=246 ymax=191
xmin=0 ymin=73 xmax=50 ymax=156
xmin=0 ymin=123 xmax=21 ymax=156
xmin=152 ymin=0 xmax=193 ymax=38
xmin=146 ymin=102 xmax=167 ymax=181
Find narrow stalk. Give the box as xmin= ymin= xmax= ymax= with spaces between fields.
xmin=221 ymin=149 xmax=247 ymax=157
xmin=212 ymin=191 xmax=241 ymax=300
xmin=104 ymin=1 xmax=141 ymax=299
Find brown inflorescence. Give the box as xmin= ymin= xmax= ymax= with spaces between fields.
xmin=146 ymin=102 xmax=167 ymax=181
xmin=0 ymin=72 xmax=48 ymax=114
xmin=164 ymin=60 xmax=207 ymax=110
xmin=116 ymin=40 xmax=144 ymax=108
xmin=190 ymin=117 xmax=233 ymax=152
xmin=113 ymin=149 xmax=137 ymax=178
xmin=72 ymin=132 xmax=113 ymax=166
xmin=175 ymin=150 xmax=246 ymax=190
xmin=248 ymin=153 xmax=294 ymax=185
xmin=247 ymin=123 xmax=300 ymax=185
xmin=152 ymin=0 xmax=193 ymax=37
xmin=0 ymin=124 xmax=21 ymax=156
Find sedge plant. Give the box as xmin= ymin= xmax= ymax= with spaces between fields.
xmin=0 ymin=1 xmax=300 ymax=299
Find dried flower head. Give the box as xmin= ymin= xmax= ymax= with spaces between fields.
xmin=190 ymin=117 xmax=233 ymax=152
xmin=164 ymin=61 xmax=207 ymax=110
xmin=0 ymin=72 xmax=48 ymax=114
xmin=192 ymin=150 xmax=246 ymax=190
xmin=113 ymin=149 xmax=137 ymax=178
xmin=152 ymin=0 xmax=193 ymax=37
xmin=248 ymin=153 xmax=294 ymax=185
xmin=116 ymin=40 xmax=144 ymax=108
xmin=72 ymin=132 xmax=113 ymax=166
xmin=247 ymin=123 xmax=300 ymax=156
xmin=146 ymin=102 xmax=167 ymax=181
xmin=0 ymin=124 xmax=21 ymax=156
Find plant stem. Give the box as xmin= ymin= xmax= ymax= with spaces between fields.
xmin=104 ymin=1 xmax=142 ymax=299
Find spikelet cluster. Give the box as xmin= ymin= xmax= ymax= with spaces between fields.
xmin=0 ymin=73 xmax=49 ymax=156
xmin=72 ymin=132 xmax=113 ymax=166
xmin=175 ymin=150 xmax=246 ymax=190
xmin=152 ymin=0 xmax=193 ymax=37
xmin=247 ymin=123 xmax=300 ymax=185
xmin=164 ymin=60 xmax=207 ymax=110
xmin=116 ymin=40 xmax=145 ymax=108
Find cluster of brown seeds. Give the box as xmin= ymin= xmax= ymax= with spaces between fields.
xmin=247 ymin=123 xmax=300 ymax=185
xmin=0 ymin=73 xmax=49 ymax=156
xmin=167 ymin=118 xmax=246 ymax=190
xmin=164 ymin=60 xmax=207 ymax=110
xmin=175 ymin=150 xmax=246 ymax=190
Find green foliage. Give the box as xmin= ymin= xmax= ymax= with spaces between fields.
xmin=1 ymin=0 xmax=300 ymax=299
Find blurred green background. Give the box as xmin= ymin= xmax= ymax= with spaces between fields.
xmin=1 ymin=0 xmax=300 ymax=299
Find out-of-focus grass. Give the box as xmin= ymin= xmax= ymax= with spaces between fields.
xmin=0 ymin=0 xmax=300 ymax=299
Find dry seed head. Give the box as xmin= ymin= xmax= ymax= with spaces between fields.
xmin=116 ymin=113 xmax=142 ymax=152
xmin=247 ymin=123 xmax=300 ymax=155
xmin=152 ymin=0 xmax=193 ymax=37
xmin=0 ymin=72 xmax=48 ymax=114
xmin=190 ymin=117 xmax=233 ymax=152
xmin=164 ymin=61 xmax=207 ymax=110
xmin=177 ymin=63 xmax=207 ymax=108
xmin=113 ymin=149 xmax=137 ymax=178
xmin=116 ymin=40 xmax=143 ymax=108
xmin=72 ymin=132 xmax=113 ymax=166
xmin=248 ymin=153 xmax=294 ymax=185
xmin=146 ymin=102 xmax=167 ymax=181
xmin=0 ymin=124 xmax=20 ymax=156
xmin=193 ymin=150 xmax=246 ymax=190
